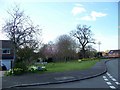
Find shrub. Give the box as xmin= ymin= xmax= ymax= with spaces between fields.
xmin=4 ymin=69 xmax=13 ymax=76
xmin=14 ymin=61 xmax=28 ymax=72
xmin=5 ymin=68 xmax=23 ymax=76
xmin=13 ymin=68 xmax=23 ymax=75
xmin=81 ymin=58 xmax=99 ymax=61
xmin=28 ymin=65 xmax=47 ymax=73
xmin=78 ymin=59 xmax=82 ymax=63
xmin=28 ymin=65 xmax=38 ymax=72
xmin=38 ymin=66 xmax=47 ymax=71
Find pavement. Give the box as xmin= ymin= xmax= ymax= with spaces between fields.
xmin=2 ymin=59 xmax=108 ymax=89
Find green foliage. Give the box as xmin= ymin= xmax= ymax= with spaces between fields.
xmin=80 ymin=58 xmax=100 ymax=61
xmin=5 ymin=68 xmax=23 ymax=76
xmin=5 ymin=65 xmax=35 ymax=76
xmin=78 ymin=59 xmax=82 ymax=63
xmin=37 ymin=60 xmax=99 ymax=73
xmin=13 ymin=68 xmax=23 ymax=75
xmin=28 ymin=65 xmax=47 ymax=73
xmin=17 ymin=46 xmax=37 ymax=64
xmin=14 ymin=61 xmax=28 ymax=72
xmin=5 ymin=59 xmax=99 ymax=76
xmin=15 ymin=46 xmax=39 ymax=72
xmin=28 ymin=65 xmax=38 ymax=72
xmin=4 ymin=69 xmax=13 ymax=76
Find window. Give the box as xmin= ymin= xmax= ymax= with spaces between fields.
xmin=109 ymin=51 xmax=113 ymax=54
xmin=2 ymin=49 xmax=10 ymax=54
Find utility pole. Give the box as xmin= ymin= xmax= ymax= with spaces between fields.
xmin=98 ymin=41 xmax=101 ymax=57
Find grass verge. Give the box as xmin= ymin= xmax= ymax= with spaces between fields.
xmin=36 ymin=59 xmax=99 ymax=73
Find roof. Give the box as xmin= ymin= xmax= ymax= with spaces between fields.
xmin=108 ymin=49 xmax=120 ymax=54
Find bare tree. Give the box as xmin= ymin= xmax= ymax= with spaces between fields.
xmin=71 ymin=25 xmax=95 ymax=58
xmin=2 ymin=5 xmax=41 ymax=66
xmin=56 ymin=34 xmax=78 ymax=62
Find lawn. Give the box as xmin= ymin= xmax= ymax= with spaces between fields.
xmin=36 ymin=59 xmax=99 ymax=73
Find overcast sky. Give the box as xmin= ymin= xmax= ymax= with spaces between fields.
xmin=0 ymin=0 xmax=119 ymax=51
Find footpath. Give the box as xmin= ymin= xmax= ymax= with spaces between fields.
xmin=2 ymin=60 xmax=107 ymax=89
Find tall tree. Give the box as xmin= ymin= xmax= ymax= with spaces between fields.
xmin=71 ymin=25 xmax=95 ymax=58
xmin=2 ymin=5 xmax=41 ymax=66
xmin=56 ymin=34 xmax=78 ymax=61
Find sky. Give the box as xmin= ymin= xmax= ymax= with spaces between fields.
xmin=0 ymin=0 xmax=119 ymax=51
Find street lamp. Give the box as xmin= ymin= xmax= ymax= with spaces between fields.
xmin=98 ymin=41 xmax=101 ymax=57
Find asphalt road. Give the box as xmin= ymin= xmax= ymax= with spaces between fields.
xmin=22 ymin=58 xmax=119 ymax=89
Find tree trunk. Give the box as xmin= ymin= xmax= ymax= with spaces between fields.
xmin=82 ymin=46 xmax=86 ymax=58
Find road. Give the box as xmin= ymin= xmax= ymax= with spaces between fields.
xmin=21 ymin=58 xmax=119 ymax=89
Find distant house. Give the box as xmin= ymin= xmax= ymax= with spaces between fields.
xmin=108 ymin=49 xmax=120 ymax=58
xmin=0 ymin=40 xmax=14 ymax=70
xmin=101 ymin=50 xmax=109 ymax=57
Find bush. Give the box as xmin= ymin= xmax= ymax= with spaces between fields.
xmin=28 ymin=65 xmax=47 ymax=73
xmin=13 ymin=68 xmax=23 ymax=75
xmin=14 ymin=61 xmax=28 ymax=72
xmin=38 ymin=66 xmax=47 ymax=71
xmin=4 ymin=69 xmax=13 ymax=76
xmin=5 ymin=68 xmax=23 ymax=76
xmin=28 ymin=65 xmax=38 ymax=72
xmin=81 ymin=58 xmax=99 ymax=61
xmin=78 ymin=59 xmax=82 ymax=63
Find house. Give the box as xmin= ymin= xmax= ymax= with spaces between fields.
xmin=108 ymin=49 xmax=120 ymax=58
xmin=0 ymin=40 xmax=14 ymax=70
xmin=101 ymin=50 xmax=110 ymax=57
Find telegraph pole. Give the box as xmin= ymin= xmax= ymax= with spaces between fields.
xmin=98 ymin=41 xmax=101 ymax=57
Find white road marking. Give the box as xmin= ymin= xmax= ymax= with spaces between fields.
xmin=115 ymin=82 xmax=120 ymax=85
xmin=103 ymin=76 xmax=106 ymax=79
xmin=107 ymin=73 xmax=112 ymax=77
xmin=104 ymin=78 xmax=109 ymax=81
xmin=106 ymin=82 xmax=112 ymax=85
xmin=103 ymin=73 xmax=118 ymax=89
xmin=109 ymin=86 xmax=116 ymax=89
xmin=106 ymin=72 xmax=110 ymax=76
xmin=109 ymin=76 xmax=113 ymax=79
xmin=112 ymin=78 xmax=117 ymax=81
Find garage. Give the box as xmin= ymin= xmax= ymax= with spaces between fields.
xmin=0 ymin=60 xmax=12 ymax=70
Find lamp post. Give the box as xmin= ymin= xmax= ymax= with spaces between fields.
xmin=98 ymin=41 xmax=101 ymax=57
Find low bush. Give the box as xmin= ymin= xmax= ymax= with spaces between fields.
xmin=4 ymin=69 xmax=13 ymax=76
xmin=81 ymin=58 xmax=100 ymax=61
xmin=28 ymin=65 xmax=38 ymax=72
xmin=14 ymin=61 xmax=28 ymax=72
xmin=28 ymin=65 xmax=47 ymax=73
xmin=5 ymin=68 xmax=24 ymax=76
xmin=78 ymin=59 xmax=82 ymax=63
xmin=13 ymin=68 xmax=23 ymax=75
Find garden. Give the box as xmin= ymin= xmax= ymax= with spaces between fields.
xmin=5 ymin=58 xmax=100 ymax=76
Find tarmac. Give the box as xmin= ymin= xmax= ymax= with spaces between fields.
xmin=1 ymin=60 xmax=108 ymax=89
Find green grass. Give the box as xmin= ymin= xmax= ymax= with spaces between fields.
xmin=36 ymin=59 xmax=99 ymax=73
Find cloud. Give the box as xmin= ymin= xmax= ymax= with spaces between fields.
xmin=80 ymin=16 xmax=92 ymax=21
xmin=81 ymin=11 xmax=107 ymax=21
xmin=71 ymin=6 xmax=86 ymax=16
xmin=91 ymin=11 xmax=107 ymax=19
xmin=75 ymin=3 xmax=83 ymax=7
